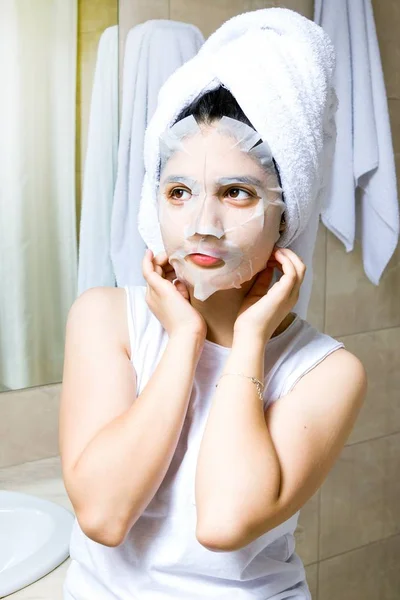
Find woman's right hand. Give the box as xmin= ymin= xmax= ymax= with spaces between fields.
xmin=142 ymin=249 xmax=207 ymax=339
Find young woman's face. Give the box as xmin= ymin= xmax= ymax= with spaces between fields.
xmin=157 ymin=121 xmax=284 ymax=301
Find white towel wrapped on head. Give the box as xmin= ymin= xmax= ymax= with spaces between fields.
xmin=138 ymin=8 xmax=339 ymax=318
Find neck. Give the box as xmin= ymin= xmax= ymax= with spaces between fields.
xmin=189 ymin=285 xmax=250 ymax=348
xmin=187 ymin=277 xmax=293 ymax=348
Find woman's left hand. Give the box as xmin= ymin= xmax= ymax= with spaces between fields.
xmin=233 ymin=247 xmax=306 ymax=343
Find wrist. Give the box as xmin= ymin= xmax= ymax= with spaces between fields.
xmin=170 ymin=327 xmax=206 ymax=349
xmin=232 ymin=328 xmax=269 ymax=349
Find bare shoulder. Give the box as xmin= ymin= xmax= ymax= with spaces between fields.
xmin=259 ymin=346 xmax=367 ymax=536
xmin=60 ymin=287 xmax=136 ymax=476
xmin=293 ymin=346 xmax=367 ymax=407
xmin=67 ymin=286 xmax=130 ymax=357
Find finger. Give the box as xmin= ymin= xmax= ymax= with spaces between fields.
xmin=153 ymin=251 xmax=168 ymax=266
xmin=142 ymin=249 xmax=166 ymax=293
xmin=153 ymin=252 xmax=177 ymax=282
xmin=164 ymin=259 xmax=176 ymax=275
xmin=274 ymin=249 xmax=297 ymax=294
xmin=164 ymin=258 xmax=178 ymax=281
xmin=152 ymin=252 xmax=169 ymax=278
xmin=154 ymin=264 xmax=164 ymax=278
xmin=278 ymin=248 xmax=306 ymax=296
xmin=142 ymin=249 xmax=155 ymax=283
xmin=281 ymin=248 xmax=307 ymax=281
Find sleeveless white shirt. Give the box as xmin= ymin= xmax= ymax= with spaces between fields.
xmin=64 ymin=285 xmax=345 ymax=600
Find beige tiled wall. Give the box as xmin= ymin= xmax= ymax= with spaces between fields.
xmin=1 ymin=0 xmax=398 ymax=597
xmin=306 ymin=2 xmax=400 ymax=598
xmin=0 ymin=384 xmax=61 ymax=468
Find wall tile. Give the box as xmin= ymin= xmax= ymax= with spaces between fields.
xmin=79 ymin=0 xmax=118 ymax=35
xmin=242 ymin=0 xmax=276 ymax=10
xmin=170 ymin=0 xmax=313 ymax=38
xmin=388 ymin=100 xmax=400 ymax=155
xmin=325 ymin=230 xmax=400 ymax=337
xmin=318 ymin=534 xmax=400 ymax=600
xmin=382 ymin=534 xmax=400 ymax=600
xmin=295 ymin=491 xmax=320 ymax=566
xmin=319 ymin=434 xmax=400 ymax=559
xmin=274 ymin=0 xmax=313 ymax=19
xmin=0 ymin=384 xmax=61 ymax=468
xmin=379 ymin=42 xmax=400 ymax=100
xmin=372 ymin=0 xmax=400 ymax=45
xmin=372 ymin=0 xmax=400 ymax=99
xmin=119 ymin=0 xmax=169 ymax=29
xmin=337 ymin=327 xmax=400 ymax=444
xmin=170 ymin=0 xmax=250 ymax=38
xmin=304 ymin=563 xmax=318 ymax=599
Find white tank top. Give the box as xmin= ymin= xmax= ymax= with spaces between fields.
xmin=64 ymin=285 xmax=345 ymax=600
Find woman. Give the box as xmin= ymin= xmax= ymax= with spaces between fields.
xmin=60 ymin=84 xmax=366 ymax=599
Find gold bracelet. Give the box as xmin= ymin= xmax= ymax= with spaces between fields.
xmin=215 ymin=372 xmax=265 ymax=402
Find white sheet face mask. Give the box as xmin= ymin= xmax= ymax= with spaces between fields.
xmin=157 ymin=115 xmax=285 ymax=301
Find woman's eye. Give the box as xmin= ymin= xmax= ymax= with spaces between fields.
xmin=225 ymin=187 xmax=254 ymax=201
xmin=169 ymin=187 xmax=191 ymax=201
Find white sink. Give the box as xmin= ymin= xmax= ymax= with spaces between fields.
xmin=0 ymin=490 xmax=74 ymax=597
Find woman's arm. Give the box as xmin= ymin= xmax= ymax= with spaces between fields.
xmin=195 ymin=247 xmax=366 ymax=551
xmin=194 ymin=329 xmax=279 ymax=548
xmin=195 ymin=339 xmax=366 ymax=552
xmin=59 ymin=287 xmax=203 ymax=547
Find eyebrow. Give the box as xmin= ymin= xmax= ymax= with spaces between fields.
xmin=161 ymin=175 xmax=198 ymax=186
xmin=161 ymin=174 xmax=266 ymax=187
xmin=218 ymin=176 xmax=265 ymax=187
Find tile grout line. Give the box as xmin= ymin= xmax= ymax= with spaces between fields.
xmin=345 ymin=429 xmax=400 ymax=448
xmin=316 ymin=530 xmax=400 ymax=564
xmin=333 ymin=322 xmax=400 ymax=340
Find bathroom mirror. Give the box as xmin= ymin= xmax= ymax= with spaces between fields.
xmin=0 ymin=0 xmax=119 ymax=392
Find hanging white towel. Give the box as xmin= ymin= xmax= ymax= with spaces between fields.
xmin=314 ymin=0 xmax=399 ymax=285
xmin=110 ymin=20 xmax=204 ymax=287
xmin=77 ymin=25 xmax=118 ymax=295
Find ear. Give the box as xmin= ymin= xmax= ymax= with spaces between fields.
xmin=279 ymin=214 xmax=286 ymax=235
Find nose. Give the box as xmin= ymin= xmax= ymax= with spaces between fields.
xmin=189 ymin=189 xmax=225 ymax=239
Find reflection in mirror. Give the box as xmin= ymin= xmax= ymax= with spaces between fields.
xmin=0 ymin=0 xmax=118 ymax=392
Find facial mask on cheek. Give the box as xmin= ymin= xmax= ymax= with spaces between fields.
xmin=157 ymin=115 xmax=285 ymax=301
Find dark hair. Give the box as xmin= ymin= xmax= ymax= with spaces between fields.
xmin=173 ymin=85 xmax=284 ymax=201
xmin=174 ymin=85 xmax=256 ymax=130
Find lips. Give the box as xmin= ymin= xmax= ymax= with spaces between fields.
xmin=187 ymin=253 xmax=225 ymax=267
xmin=189 ymin=252 xmax=217 ymax=259
xmin=187 ymin=248 xmax=227 ymax=259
